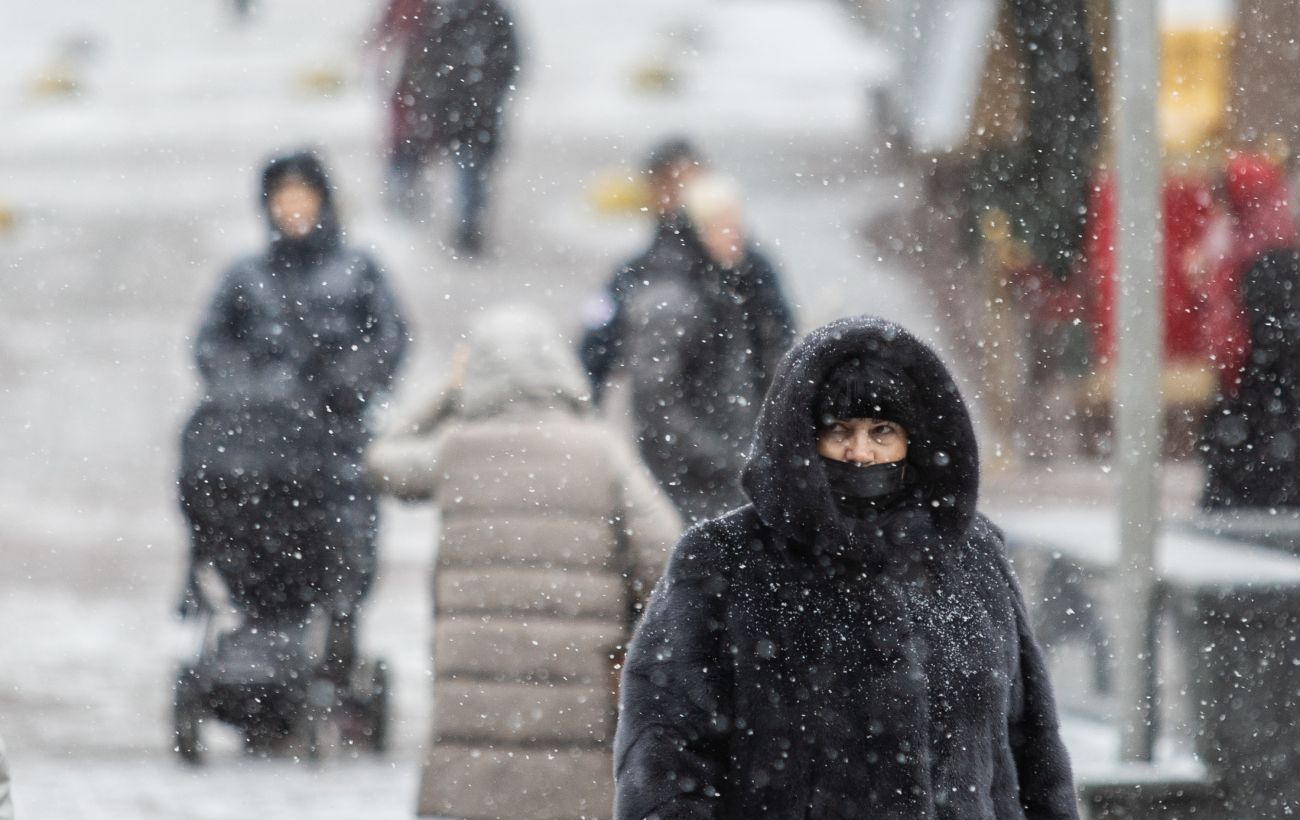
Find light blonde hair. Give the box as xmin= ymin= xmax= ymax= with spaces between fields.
xmin=683 ymin=174 xmax=743 ymax=228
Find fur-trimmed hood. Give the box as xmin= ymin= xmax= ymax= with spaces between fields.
xmin=741 ymin=316 xmax=979 ymax=552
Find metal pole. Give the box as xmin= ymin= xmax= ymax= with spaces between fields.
xmin=1112 ymin=0 xmax=1163 ymax=762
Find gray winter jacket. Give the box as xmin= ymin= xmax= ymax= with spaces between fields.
xmin=620 ymin=234 xmax=795 ymax=524
xmin=367 ymin=306 xmax=681 ymax=820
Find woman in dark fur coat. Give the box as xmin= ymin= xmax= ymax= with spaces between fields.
xmin=614 ymin=316 xmax=1077 ymax=819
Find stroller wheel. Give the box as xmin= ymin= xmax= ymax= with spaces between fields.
xmin=173 ymin=665 xmax=204 ymax=765
xmin=305 ymin=716 xmax=322 ymax=762
xmin=368 ymin=659 xmax=390 ymax=754
xmin=304 ymin=701 xmax=338 ymax=763
xmin=335 ymin=657 xmax=390 ymax=754
xmin=304 ymin=677 xmax=337 ymax=762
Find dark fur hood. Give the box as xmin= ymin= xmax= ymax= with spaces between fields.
xmin=741 ymin=316 xmax=979 ymax=553
xmin=617 ymin=320 xmax=1080 ymax=820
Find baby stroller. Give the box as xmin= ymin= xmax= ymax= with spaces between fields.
xmin=172 ymin=402 xmax=389 ymax=763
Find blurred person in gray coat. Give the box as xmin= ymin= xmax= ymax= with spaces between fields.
xmin=620 ymin=175 xmax=796 ymax=524
xmin=578 ymin=137 xmax=709 ymax=402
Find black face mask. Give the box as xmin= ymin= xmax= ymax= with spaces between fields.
xmin=821 ymin=457 xmax=909 ymax=502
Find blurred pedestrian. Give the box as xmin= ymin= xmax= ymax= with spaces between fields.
xmin=375 ymin=0 xmax=520 ymax=254
xmin=579 ymin=137 xmax=708 ymax=401
xmin=0 ymin=733 xmax=12 ymax=820
xmin=1200 ymin=153 xmax=1299 ymax=394
xmin=615 ymin=316 xmax=1078 ymax=818
xmin=620 ymin=174 xmax=796 ymax=523
xmin=1200 ymin=153 xmax=1300 ymax=508
xmin=178 ymin=150 xmax=407 ymax=687
xmin=365 ymin=305 xmax=680 ymax=819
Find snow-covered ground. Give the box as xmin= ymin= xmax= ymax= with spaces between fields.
xmin=0 ymin=1 xmax=938 ymax=816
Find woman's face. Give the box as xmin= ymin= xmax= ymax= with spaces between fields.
xmin=817 ymin=417 xmax=908 ymax=465
xmin=269 ymin=176 xmax=323 ymax=239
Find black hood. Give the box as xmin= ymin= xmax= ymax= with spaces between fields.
xmin=260 ymin=150 xmax=342 ymax=269
xmin=741 ymin=316 xmax=979 ymax=552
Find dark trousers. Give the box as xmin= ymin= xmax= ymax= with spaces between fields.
xmin=455 ymin=156 xmax=489 ymax=233
xmin=387 ymin=143 xmax=491 ymax=232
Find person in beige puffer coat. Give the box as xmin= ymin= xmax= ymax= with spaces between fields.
xmin=366 ymin=305 xmax=681 ymax=820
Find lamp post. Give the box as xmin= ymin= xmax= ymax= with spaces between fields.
xmin=1111 ymin=0 xmax=1163 ymax=762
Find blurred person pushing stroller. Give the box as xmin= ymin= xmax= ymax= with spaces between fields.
xmin=175 ymin=150 xmax=407 ymax=756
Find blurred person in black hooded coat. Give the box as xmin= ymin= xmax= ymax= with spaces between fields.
xmin=178 ymin=150 xmax=408 ymax=679
xmin=615 ymin=316 xmax=1077 ymax=819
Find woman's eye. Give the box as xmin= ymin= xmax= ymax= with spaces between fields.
xmin=872 ymin=425 xmax=895 ymax=438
